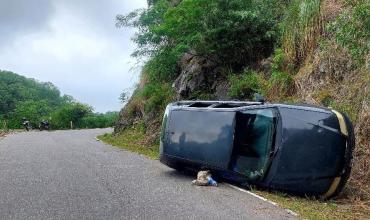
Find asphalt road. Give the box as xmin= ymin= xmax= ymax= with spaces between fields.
xmin=0 ymin=129 xmax=295 ymax=220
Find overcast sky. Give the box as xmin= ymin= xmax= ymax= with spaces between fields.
xmin=0 ymin=0 xmax=147 ymax=113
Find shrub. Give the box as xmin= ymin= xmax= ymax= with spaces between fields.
xmin=271 ymin=48 xmax=294 ymax=73
xmin=139 ymin=82 xmax=174 ymax=113
xmin=8 ymin=100 xmax=52 ymax=129
xmin=228 ymin=70 xmax=266 ymax=100
xmin=328 ymin=2 xmax=370 ymax=66
xmin=314 ymin=90 xmax=334 ymax=107
xmin=124 ymin=95 xmax=145 ymax=119
xmin=281 ymin=0 xmax=322 ymax=69
xmin=144 ymin=48 xmax=181 ymax=82
xmin=80 ymin=112 xmax=118 ymax=129
xmin=268 ymin=71 xmax=295 ymax=98
xmin=118 ymin=0 xmax=285 ymax=71
xmin=51 ymin=103 xmax=92 ymax=129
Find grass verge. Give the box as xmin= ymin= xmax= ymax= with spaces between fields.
xmin=252 ymin=190 xmax=369 ymax=220
xmin=97 ymin=125 xmax=159 ymax=160
xmin=98 ymin=127 xmax=369 ymax=219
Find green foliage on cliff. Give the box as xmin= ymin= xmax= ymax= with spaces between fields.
xmin=118 ymin=0 xmax=285 ymax=70
xmin=329 ymin=1 xmax=370 ymax=65
xmin=116 ymin=0 xmax=290 ymax=122
xmin=281 ymin=0 xmax=322 ymax=69
xmin=228 ymin=70 xmax=266 ymax=99
xmin=268 ymin=71 xmax=294 ymax=97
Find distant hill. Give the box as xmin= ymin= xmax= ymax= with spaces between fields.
xmin=0 ymin=70 xmax=118 ymax=129
xmin=0 ymin=70 xmax=65 ymax=116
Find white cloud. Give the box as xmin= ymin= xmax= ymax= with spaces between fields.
xmin=0 ymin=0 xmax=147 ymax=112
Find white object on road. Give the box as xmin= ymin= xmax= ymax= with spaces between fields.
xmin=192 ymin=170 xmax=218 ymax=187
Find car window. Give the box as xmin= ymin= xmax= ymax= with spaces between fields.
xmin=231 ymin=109 xmax=276 ymax=180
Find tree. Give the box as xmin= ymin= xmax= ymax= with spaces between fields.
xmin=0 ymin=70 xmax=63 ymax=117
xmin=117 ymin=0 xmax=285 ymax=71
xmin=119 ymin=90 xmax=129 ymax=104
xmin=51 ymin=103 xmax=93 ymax=129
xmin=8 ymin=100 xmax=52 ymax=128
xmin=1 ymin=70 xmax=118 ymax=130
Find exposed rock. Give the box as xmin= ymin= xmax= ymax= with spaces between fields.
xmin=173 ymin=53 xmax=229 ymax=100
xmin=259 ymin=57 xmax=273 ymax=77
xmin=214 ymin=80 xmax=230 ymax=100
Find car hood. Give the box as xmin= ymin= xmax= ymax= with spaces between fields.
xmin=264 ymin=107 xmax=347 ymax=194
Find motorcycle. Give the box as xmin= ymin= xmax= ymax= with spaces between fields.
xmin=39 ymin=121 xmax=50 ymax=131
xmin=21 ymin=118 xmax=31 ymax=131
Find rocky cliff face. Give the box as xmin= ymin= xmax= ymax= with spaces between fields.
xmin=115 ymin=53 xmax=232 ymax=139
xmin=172 ymin=53 xmax=230 ymax=100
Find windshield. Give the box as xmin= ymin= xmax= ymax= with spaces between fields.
xmin=230 ymin=109 xmax=276 ymax=181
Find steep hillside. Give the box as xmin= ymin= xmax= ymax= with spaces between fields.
xmin=115 ymin=0 xmax=369 ymax=214
xmin=293 ymin=1 xmax=370 ymax=204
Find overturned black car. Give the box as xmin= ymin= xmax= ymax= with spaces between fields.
xmin=159 ymin=101 xmax=354 ymax=199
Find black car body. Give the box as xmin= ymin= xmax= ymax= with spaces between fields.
xmin=159 ymin=101 xmax=354 ymax=199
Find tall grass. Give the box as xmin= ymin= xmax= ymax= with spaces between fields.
xmin=281 ymin=0 xmax=322 ymax=69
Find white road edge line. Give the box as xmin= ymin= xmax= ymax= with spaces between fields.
xmin=225 ymin=183 xmax=298 ymax=217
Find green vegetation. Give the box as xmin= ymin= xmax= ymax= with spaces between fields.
xmin=281 ymin=0 xmax=322 ymax=69
xmin=139 ymin=82 xmax=173 ymax=114
xmin=0 ymin=70 xmax=118 ymax=130
xmin=228 ymin=70 xmax=266 ymax=99
xmin=115 ymin=0 xmax=289 ymax=118
xmin=98 ymin=123 xmax=159 ymax=159
xmin=329 ymin=2 xmax=370 ymax=65
xmin=267 ymin=71 xmax=295 ymax=100
xmin=0 ymin=70 xmax=63 ymax=117
xmin=80 ymin=112 xmax=118 ymax=129
xmin=253 ymin=190 xmax=369 ymax=220
xmin=118 ymin=0 xmax=284 ymax=69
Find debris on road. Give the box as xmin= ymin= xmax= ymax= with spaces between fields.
xmin=0 ymin=131 xmax=8 ymax=138
xmin=192 ymin=170 xmax=218 ymax=187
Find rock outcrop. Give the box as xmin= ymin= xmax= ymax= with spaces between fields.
xmin=172 ymin=53 xmax=230 ymax=100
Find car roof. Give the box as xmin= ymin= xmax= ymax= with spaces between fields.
xmin=170 ymin=101 xmax=332 ymax=113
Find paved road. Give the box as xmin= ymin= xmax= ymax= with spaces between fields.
xmin=0 ymin=129 xmax=295 ymax=220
